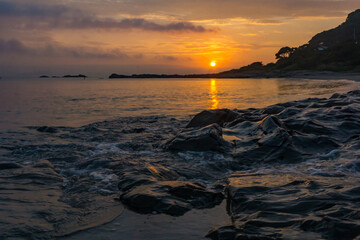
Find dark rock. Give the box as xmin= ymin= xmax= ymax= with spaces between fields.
xmin=121 ymin=127 xmax=146 ymax=134
xmin=33 ymin=160 xmax=55 ymax=169
xmin=165 ymin=124 xmax=230 ymax=152
xmin=120 ymin=183 xmax=191 ymax=216
xmin=261 ymin=105 xmax=285 ymax=115
xmin=62 ymin=74 xmax=87 ymax=78
xmin=37 ymin=126 xmax=58 ymax=133
xmin=187 ymin=109 xmax=239 ymax=128
xmin=212 ymin=173 xmax=360 ymax=240
xmin=120 ymin=180 xmax=223 ymax=216
xmin=118 ymin=165 xmax=223 ymax=216
xmin=206 ymin=225 xmax=238 ymax=240
xmin=0 ymin=161 xmax=22 ymax=170
xmin=259 ymin=115 xmax=284 ymax=133
xmin=109 ymin=73 xmax=129 ymax=79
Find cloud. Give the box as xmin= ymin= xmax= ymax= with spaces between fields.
xmin=64 ymin=17 xmax=216 ymax=32
xmin=0 ymin=1 xmax=68 ymax=17
xmin=235 ymin=43 xmax=284 ymax=50
xmin=0 ymin=38 xmax=132 ymax=59
xmin=0 ymin=39 xmax=28 ymax=53
xmin=0 ymin=1 xmax=215 ymax=33
xmin=87 ymin=0 xmax=359 ymax=21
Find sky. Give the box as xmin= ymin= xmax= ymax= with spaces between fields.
xmin=0 ymin=0 xmax=359 ymax=77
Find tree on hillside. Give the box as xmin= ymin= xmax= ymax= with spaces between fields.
xmin=275 ymin=47 xmax=297 ymax=60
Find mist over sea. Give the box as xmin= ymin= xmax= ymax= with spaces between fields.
xmin=1 ymin=77 xmax=360 ymax=239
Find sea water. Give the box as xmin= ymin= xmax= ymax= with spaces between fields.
xmin=0 ymin=77 xmax=358 ymax=129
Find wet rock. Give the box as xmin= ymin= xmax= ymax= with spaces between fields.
xmin=187 ymin=109 xmax=239 ymax=128
xmin=0 ymin=161 xmax=22 ymax=170
xmin=206 ymin=225 xmax=237 ymax=240
xmin=119 ymin=165 xmax=223 ymax=216
xmin=37 ymin=126 xmax=58 ymax=133
xmin=230 ymin=115 xmax=303 ymax=164
xmin=33 ymin=160 xmax=54 ymax=168
xmin=120 ymin=183 xmax=191 ymax=216
xmin=121 ymin=127 xmax=146 ymax=134
xmin=261 ymin=105 xmax=285 ymax=115
xmin=259 ymin=115 xmax=285 ymax=133
xmin=120 ymin=180 xmax=223 ymax=216
xmin=165 ymin=124 xmax=231 ymax=152
xmin=212 ymin=173 xmax=360 ymax=240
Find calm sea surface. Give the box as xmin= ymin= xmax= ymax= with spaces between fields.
xmin=0 ymin=77 xmax=359 ymax=129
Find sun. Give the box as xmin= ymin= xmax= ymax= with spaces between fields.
xmin=210 ymin=61 xmax=216 ymax=67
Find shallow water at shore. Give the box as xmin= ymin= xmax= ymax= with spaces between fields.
xmin=1 ymin=78 xmax=360 ymax=239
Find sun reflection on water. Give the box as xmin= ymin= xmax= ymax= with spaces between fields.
xmin=210 ymin=79 xmax=219 ymax=109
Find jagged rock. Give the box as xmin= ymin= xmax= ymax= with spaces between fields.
xmin=0 ymin=161 xmax=22 ymax=170
xmin=118 ymin=165 xmax=223 ymax=216
xmin=187 ymin=109 xmax=239 ymax=128
xmin=206 ymin=225 xmax=237 ymax=240
xmin=261 ymin=105 xmax=285 ymax=115
xmin=37 ymin=126 xmax=58 ymax=133
xmin=165 ymin=124 xmax=230 ymax=152
xmin=208 ymin=173 xmax=360 ymax=240
xmin=33 ymin=160 xmax=55 ymax=169
xmin=120 ymin=180 xmax=223 ymax=216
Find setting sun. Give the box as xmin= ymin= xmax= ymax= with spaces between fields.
xmin=210 ymin=61 xmax=216 ymax=67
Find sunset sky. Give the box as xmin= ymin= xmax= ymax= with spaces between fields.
xmin=0 ymin=0 xmax=359 ymax=77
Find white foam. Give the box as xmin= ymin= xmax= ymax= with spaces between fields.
xmin=89 ymin=171 xmax=118 ymax=182
xmin=317 ymin=149 xmax=340 ymax=159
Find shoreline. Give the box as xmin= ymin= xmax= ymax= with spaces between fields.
xmin=108 ymin=71 xmax=360 ymax=81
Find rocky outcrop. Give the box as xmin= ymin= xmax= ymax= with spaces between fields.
xmin=186 ymin=109 xmax=239 ymax=128
xmin=207 ymin=173 xmax=360 ymax=240
xmin=118 ymin=165 xmax=223 ymax=216
xmin=165 ymin=124 xmax=231 ymax=152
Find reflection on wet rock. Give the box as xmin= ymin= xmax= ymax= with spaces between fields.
xmin=119 ymin=165 xmax=223 ymax=216
xmin=206 ymin=173 xmax=360 ymax=240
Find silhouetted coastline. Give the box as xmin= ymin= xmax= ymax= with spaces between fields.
xmin=110 ymin=9 xmax=360 ymax=80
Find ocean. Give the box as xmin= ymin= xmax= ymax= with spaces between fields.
xmin=1 ymin=77 xmax=360 ymax=239
xmin=1 ymin=77 xmax=359 ymax=129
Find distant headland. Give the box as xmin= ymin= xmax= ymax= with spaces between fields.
xmin=40 ymin=74 xmax=87 ymax=79
xmin=110 ymin=9 xmax=360 ymax=79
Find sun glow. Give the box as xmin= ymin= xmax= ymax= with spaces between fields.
xmin=210 ymin=79 xmax=219 ymax=109
xmin=210 ymin=61 xmax=216 ymax=67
